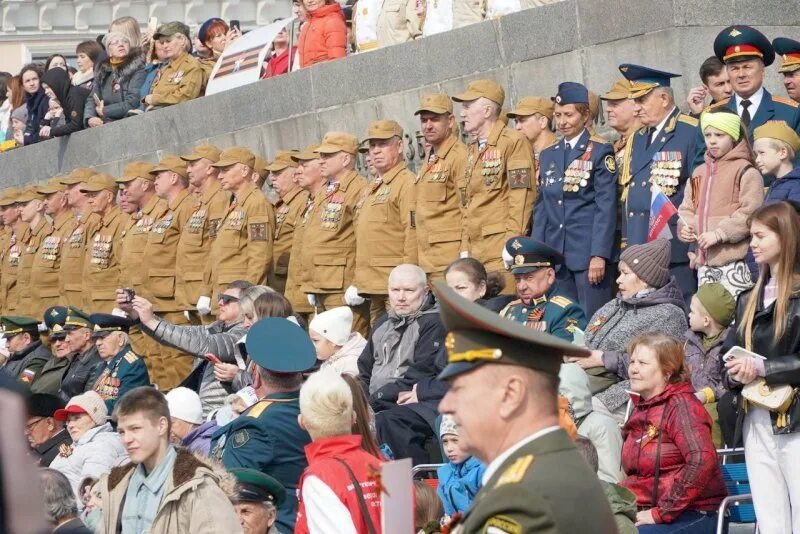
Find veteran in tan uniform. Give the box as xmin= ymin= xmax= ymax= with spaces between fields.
xmin=15 ymin=187 xmax=52 ymax=316
xmin=178 ymin=144 xmax=230 ymax=317
xmin=283 ymin=155 xmax=317 ymax=316
xmin=266 ymin=150 xmax=309 ymax=295
xmin=453 ymin=80 xmax=535 ymax=287
xmin=59 ymin=168 xmax=102 ymax=308
xmin=28 ymin=179 xmax=73 ymax=317
xmin=81 ymin=174 xmax=127 ymax=313
xmin=302 ymin=133 xmax=370 ymax=333
xmin=414 ymin=94 xmax=468 ymax=280
xmin=352 ymin=120 xmax=418 ymax=324
xmin=144 ymin=22 xmax=204 ymax=109
xmin=0 ymin=190 xmax=27 ymax=315
xmin=507 ymin=96 xmax=558 ymax=181
xmin=204 ymin=147 xmax=273 ymax=305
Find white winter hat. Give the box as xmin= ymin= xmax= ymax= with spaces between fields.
xmin=309 ymin=306 xmax=353 ymax=346
xmin=165 ymin=387 xmax=204 ymax=425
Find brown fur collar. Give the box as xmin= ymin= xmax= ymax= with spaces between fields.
xmin=107 ymin=448 xmax=213 ymax=491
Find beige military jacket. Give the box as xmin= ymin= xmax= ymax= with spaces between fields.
xmin=82 ymin=207 xmax=127 ymax=313
xmin=206 ymin=182 xmax=274 ymax=302
xmin=60 ymin=209 xmax=101 ymax=308
xmin=120 ymin=196 xmax=169 ymax=289
xmin=28 ymin=212 xmax=73 ymax=317
xmin=377 ymin=0 xmax=422 ymax=47
xmin=16 ymin=218 xmax=53 ymax=316
xmin=462 ymin=120 xmax=535 ymax=273
xmin=269 ymin=186 xmax=310 ymax=295
xmin=354 ymin=163 xmax=417 ymax=295
xmin=416 ymin=135 xmax=468 ymax=278
xmin=175 ymin=181 xmax=230 ymax=310
xmin=0 ymin=224 xmax=29 ymax=314
xmin=300 ymin=171 xmax=368 ymax=295
xmin=284 ymin=197 xmax=314 ymax=314
xmin=148 ymin=52 xmax=204 ymax=108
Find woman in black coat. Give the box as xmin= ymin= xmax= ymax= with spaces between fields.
xmin=39 ymin=68 xmax=89 ymax=138
xmin=20 ymin=64 xmax=48 ymax=145
xmin=84 ymin=33 xmax=146 ymax=127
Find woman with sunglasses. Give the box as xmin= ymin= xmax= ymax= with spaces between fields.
xmin=115 ymin=280 xmax=261 ymax=416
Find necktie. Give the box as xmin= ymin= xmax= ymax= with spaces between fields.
xmin=741 ymin=99 xmax=752 ymax=127
xmin=645 ymin=127 xmax=654 ymax=149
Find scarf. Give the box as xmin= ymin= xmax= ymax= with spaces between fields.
xmin=110 ymin=56 xmax=126 ymax=70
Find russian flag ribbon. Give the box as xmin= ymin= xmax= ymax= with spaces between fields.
xmin=648 ymin=186 xmax=678 ymax=242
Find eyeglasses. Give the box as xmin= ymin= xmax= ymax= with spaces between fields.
xmin=25 ymin=417 xmax=45 ymax=432
xmin=219 ymin=294 xmax=240 ymax=305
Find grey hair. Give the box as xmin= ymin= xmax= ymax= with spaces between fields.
xmin=654 ymin=86 xmax=675 ymax=103
xmin=40 ymin=469 xmax=78 ymax=524
xmin=388 ymin=264 xmax=427 ymax=289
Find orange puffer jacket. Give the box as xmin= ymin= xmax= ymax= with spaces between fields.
xmin=298 ymin=3 xmax=347 ymax=67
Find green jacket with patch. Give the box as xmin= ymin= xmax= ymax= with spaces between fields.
xmin=499 ymin=284 xmax=586 ymax=342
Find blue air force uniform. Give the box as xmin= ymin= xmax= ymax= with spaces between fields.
xmin=618 ymin=64 xmax=699 ymax=302
xmin=532 ymin=82 xmax=617 ymax=319
xmin=209 ymin=318 xmax=316 ymax=534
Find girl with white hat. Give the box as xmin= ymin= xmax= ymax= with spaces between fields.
xmin=309 ymin=307 xmax=367 ymax=375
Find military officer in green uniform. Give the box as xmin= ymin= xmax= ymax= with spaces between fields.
xmin=229 ymin=468 xmax=286 ymax=534
xmin=434 ymin=282 xmax=616 ymax=533
xmin=2 ymin=315 xmax=52 ymax=386
xmin=211 ymin=318 xmax=314 ymax=534
xmin=500 ymin=237 xmax=587 ymax=341
xmin=87 ymin=313 xmax=150 ymax=412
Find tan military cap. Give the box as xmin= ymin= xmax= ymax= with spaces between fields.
xmin=265 ymin=151 xmax=300 ymax=172
xmin=80 ymin=173 xmax=118 ymax=193
xmin=755 ymin=120 xmax=800 ymax=152
xmin=212 ymin=146 xmax=256 ymax=169
xmin=292 ymin=144 xmax=322 ymax=162
xmin=507 ymin=97 xmax=555 ymax=120
xmin=600 ymin=79 xmax=635 ymax=101
xmin=588 ymin=90 xmax=600 ymax=119
xmin=253 ymin=157 xmax=269 ymax=180
xmin=16 ymin=186 xmax=44 ymax=203
xmin=452 ymin=79 xmax=505 ymax=106
xmin=0 ymin=187 xmax=21 ymax=207
xmin=415 ymin=93 xmax=453 ymax=115
xmin=37 ymin=177 xmax=68 ymax=195
xmin=117 ymin=161 xmax=157 ymax=183
xmin=317 ymin=132 xmax=360 ymax=155
xmin=364 ymin=120 xmax=403 ymax=142
xmin=60 ymin=167 xmax=95 ymax=185
xmin=181 ymin=144 xmax=221 ymax=163
xmin=150 ymin=155 xmax=189 ymax=179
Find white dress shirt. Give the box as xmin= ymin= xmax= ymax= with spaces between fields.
xmin=481 ymin=426 xmax=561 ymax=486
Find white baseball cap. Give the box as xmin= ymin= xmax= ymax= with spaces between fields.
xmin=309 ymin=306 xmax=353 ymax=346
xmin=165 ymin=387 xmax=204 ymax=425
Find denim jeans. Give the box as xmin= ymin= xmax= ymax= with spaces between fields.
xmin=637 ymin=510 xmax=718 ymax=533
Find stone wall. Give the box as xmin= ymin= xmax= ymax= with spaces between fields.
xmin=2 ymin=0 xmax=800 ymax=185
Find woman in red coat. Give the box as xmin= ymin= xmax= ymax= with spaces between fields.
xmin=297 ymin=0 xmax=347 ymax=67
xmin=621 ymin=332 xmax=726 ymax=533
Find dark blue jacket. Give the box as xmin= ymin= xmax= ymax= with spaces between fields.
xmin=765 ymin=168 xmax=800 ymax=204
xmin=533 ymin=129 xmax=617 ymax=271
xmin=23 ymin=88 xmax=48 ymax=145
xmin=89 ymin=345 xmax=150 ymax=412
xmin=622 ymin=108 xmax=698 ymax=264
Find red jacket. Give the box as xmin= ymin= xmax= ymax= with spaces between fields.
xmin=620 ymin=381 xmax=726 ymax=524
xmin=295 ymin=435 xmax=384 ymax=534
xmin=297 ymin=3 xmax=347 ymax=68
xmin=262 ymin=47 xmax=297 ymax=78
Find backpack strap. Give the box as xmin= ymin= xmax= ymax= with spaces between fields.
xmin=335 ymin=458 xmax=377 ymax=534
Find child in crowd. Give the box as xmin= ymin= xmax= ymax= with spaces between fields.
xmin=754 ymin=120 xmax=800 ymax=204
xmin=685 ymin=282 xmax=736 ymax=447
xmin=678 ymin=108 xmax=764 ymax=297
xmin=309 ymin=306 xmax=367 ymax=376
xmin=436 ymin=415 xmax=485 ymax=520
xmin=414 ymin=480 xmax=444 ymax=534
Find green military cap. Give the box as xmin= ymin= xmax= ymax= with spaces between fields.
xmin=63 ymin=306 xmax=94 ymax=331
xmin=150 ymin=155 xmax=188 ymax=179
xmin=774 ymin=37 xmax=800 ymax=73
xmin=245 ymin=318 xmax=316 ymax=373
xmin=16 ymin=186 xmax=44 ymax=203
xmin=507 ymin=96 xmax=554 ymax=120
xmin=0 ymin=187 xmax=21 ymax=207
xmin=317 ymin=132 xmax=360 ymax=155
xmin=265 ymin=150 xmax=300 ymax=172
xmin=714 ymin=25 xmax=775 ymax=66
xmin=181 ymin=144 xmax=222 ymax=163
xmin=694 ymin=283 xmax=736 ymax=328
xmin=153 ymin=21 xmax=191 ymax=41
xmin=1 ymin=316 xmax=41 ymax=338
xmin=213 ymin=146 xmax=257 ymax=169
xmin=505 ymin=237 xmax=563 ymax=275
xmin=117 ymin=161 xmax=157 ymax=183
xmin=452 ymin=79 xmax=505 ymax=106
xmin=229 ymin=468 xmax=287 ymax=506
xmin=37 ymin=177 xmax=68 ymax=195
xmin=432 ymin=281 xmax=589 ymax=380
xmin=291 ymin=144 xmax=322 ymax=162
xmin=363 ymin=120 xmax=403 ymax=142
xmin=88 ymin=313 xmax=134 ymax=338
xmin=415 ymin=93 xmax=453 ymax=115
xmin=43 ymin=306 xmax=69 ymax=340
xmin=80 ymin=173 xmax=118 ymax=194
xmin=600 ymin=79 xmax=635 ymax=101
xmin=60 ymin=167 xmax=95 ymax=186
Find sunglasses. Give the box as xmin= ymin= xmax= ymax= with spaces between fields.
xmin=219 ymin=294 xmax=240 ymax=305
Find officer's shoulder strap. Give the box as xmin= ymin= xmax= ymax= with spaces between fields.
xmin=677 ymin=114 xmax=699 ymax=127
xmin=549 ymin=295 xmax=574 ymax=308
xmin=588 ymin=134 xmax=609 ymax=145
xmin=704 ymin=98 xmax=731 ymax=112
xmin=494 ymin=454 xmax=535 ymax=488
xmin=123 ymin=351 xmax=138 ymax=364
xmin=772 ymin=95 xmax=800 ymax=108
xmin=247 ymin=400 xmax=274 ymax=419
xmin=499 ymin=300 xmax=522 ymax=317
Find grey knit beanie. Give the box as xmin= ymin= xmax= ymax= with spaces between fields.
xmin=619 ymin=239 xmax=671 ymax=288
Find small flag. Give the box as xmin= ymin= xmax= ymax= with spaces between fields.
xmin=648 ymin=186 xmax=678 ymax=242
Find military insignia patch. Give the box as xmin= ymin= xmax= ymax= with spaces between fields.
xmin=495 ymin=455 xmax=534 ymax=488
xmin=484 ymin=515 xmax=523 ymax=534
xmin=232 ymin=429 xmax=250 ymax=448
xmin=514 ymin=254 xmax=524 ymax=266
xmin=507 ymin=167 xmax=531 ymax=189
xmin=604 ymin=154 xmax=616 ymax=173
xmin=58 ymin=443 xmax=74 ymax=458
xmin=730 ymin=28 xmax=742 ymax=37
xmin=124 ymin=351 xmax=138 ymax=364
xmin=511 ymin=239 xmax=522 ymax=250
xmin=249 ymin=223 xmax=267 ymax=241
xmin=20 ymin=368 xmax=35 ymax=383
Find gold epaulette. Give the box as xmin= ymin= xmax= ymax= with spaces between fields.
xmin=677 ymin=114 xmax=699 ymax=127
xmin=123 ymin=351 xmax=138 ymax=364
xmin=704 ymin=98 xmax=730 ymax=112
xmin=589 ymin=134 xmax=609 ymax=144
xmin=499 ymin=300 xmax=522 ymax=317
xmin=773 ymin=95 xmax=800 ymax=108
xmin=247 ymin=400 xmax=274 ymax=418
xmin=550 ymin=295 xmax=574 ymax=308
xmin=494 ymin=455 xmax=535 ymax=488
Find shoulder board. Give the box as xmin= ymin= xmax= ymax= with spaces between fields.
xmin=589 ymin=134 xmax=609 ymax=145
xmin=123 ymin=351 xmax=138 ymax=364
xmin=772 ymin=95 xmax=800 ymax=108
xmin=247 ymin=400 xmax=274 ymax=419
xmin=704 ymin=98 xmax=730 ymax=112
xmin=499 ymin=299 xmax=522 ymax=317
xmin=677 ymin=114 xmax=699 ymax=127
xmin=494 ymin=454 xmax=535 ymax=488
xmin=550 ymin=295 xmax=574 ymax=308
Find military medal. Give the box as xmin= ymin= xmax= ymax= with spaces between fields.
xmin=649 ymin=151 xmax=682 ymax=196
xmin=188 ymin=209 xmax=206 ymax=234
xmin=58 ymin=443 xmax=74 ymax=458
xmin=638 ymin=424 xmax=660 ymax=448
xmin=587 ymin=314 xmax=606 ymax=334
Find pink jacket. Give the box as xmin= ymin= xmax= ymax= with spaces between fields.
xmin=678 ymin=139 xmax=763 ymax=266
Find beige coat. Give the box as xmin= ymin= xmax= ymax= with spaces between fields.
xmin=29 ymin=212 xmax=72 ymax=317
xmin=15 ymin=217 xmax=52 ymax=316
xmin=376 ymin=0 xmax=422 ymax=47
xmin=270 ymin=186 xmax=310 ymax=295
xmin=82 ymin=207 xmax=128 ymax=313
xmin=59 ymin=209 xmax=101 ymax=308
xmin=97 ymin=448 xmax=242 ymax=534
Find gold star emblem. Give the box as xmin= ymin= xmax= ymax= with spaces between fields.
xmin=730 ymin=28 xmax=742 ymax=37
xmin=511 ymin=239 xmax=522 ymax=250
